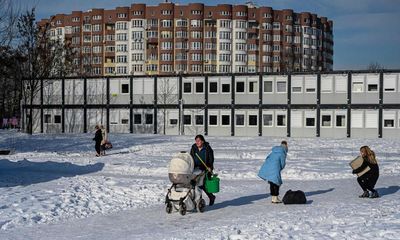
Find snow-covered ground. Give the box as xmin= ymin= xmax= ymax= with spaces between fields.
xmin=0 ymin=130 xmax=399 ymax=239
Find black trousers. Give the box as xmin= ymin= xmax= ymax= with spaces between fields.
xmin=95 ymin=141 xmax=101 ymax=154
xmin=357 ymin=172 xmax=379 ymax=192
xmin=199 ymin=185 xmax=215 ymax=200
xmin=269 ymin=181 xmax=280 ymax=196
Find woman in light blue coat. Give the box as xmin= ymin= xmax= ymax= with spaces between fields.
xmin=258 ymin=141 xmax=288 ymax=203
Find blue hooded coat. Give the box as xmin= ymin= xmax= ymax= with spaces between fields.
xmin=258 ymin=146 xmax=287 ymax=186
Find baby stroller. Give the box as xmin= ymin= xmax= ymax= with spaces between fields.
xmin=165 ymin=151 xmax=206 ymax=215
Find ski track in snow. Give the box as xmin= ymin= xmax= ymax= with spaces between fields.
xmin=0 ymin=130 xmax=399 ymax=239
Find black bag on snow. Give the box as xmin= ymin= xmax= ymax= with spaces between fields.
xmin=282 ymin=190 xmax=307 ymax=204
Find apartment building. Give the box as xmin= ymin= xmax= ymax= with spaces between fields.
xmin=40 ymin=2 xmax=333 ymax=76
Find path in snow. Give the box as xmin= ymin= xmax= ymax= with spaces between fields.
xmin=1 ymin=176 xmax=399 ymax=240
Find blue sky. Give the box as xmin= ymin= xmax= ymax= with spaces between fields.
xmin=22 ymin=0 xmax=400 ymax=70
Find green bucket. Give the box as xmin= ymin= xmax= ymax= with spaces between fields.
xmin=205 ymin=174 xmax=220 ymax=193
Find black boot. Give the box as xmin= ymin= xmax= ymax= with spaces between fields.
xmin=370 ymin=190 xmax=379 ymax=198
xmin=359 ymin=191 xmax=369 ymax=198
xmin=208 ymin=194 xmax=216 ymax=206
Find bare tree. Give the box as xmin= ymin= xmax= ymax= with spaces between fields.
xmin=157 ymin=78 xmax=178 ymax=134
xmin=18 ymin=8 xmax=73 ymax=134
xmin=0 ymin=0 xmax=21 ymax=126
xmin=367 ymin=62 xmax=385 ymax=71
xmin=0 ymin=0 xmax=19 ymax=47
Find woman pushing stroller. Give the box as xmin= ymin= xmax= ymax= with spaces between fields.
xmin=190 ymin=134 xmax=216 ymax=206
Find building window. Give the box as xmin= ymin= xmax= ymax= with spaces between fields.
xmin=222 ymin=83 xmax=230 ymax=93
xmin=169 ymin=118 xmax=178 ymax=125
xmin=210 ymin=82 xmax=218 ymax=93
xmin=276 ymin=81 xmax=287 ymax=93
xmin=145 ymin=114 xmax=153 ymax=124
xmin=245 ymin=79 xmax=255 ymax=92
xmin=195 ymin=82 xmax=204 ymax=93
xmin=352 ymin=82 xmax=364 ymax=92
xmin=336 ymin=115 xmax=346 ymax=127
xmin=248 ymin=115 xmax=258 ymax=126
xmin=184 ymin=115 xmax=191 ymax=125
xmin=121 ymin=84 xmax=129 ymax=94
xmin=264 ymin=81 xmax=273 ymax=93
xmin=305 ymin=117 xmax=315 ymax=127
xmin=183 ymin=82 xmax=191 ymax=93
xmin=367 ymin=84 xmax=378 ymax=92
xmin=54 ymin=115 xmax=61 ymax=124
xmin=221 ymin=115 xmax=230 ymax=126
xmin=321 ymin=115 xmax=332 ymax=127
xmin=384 ymin=119 xmax=394 ymax=128
xmin=195 ymin=115 xmax=203 ymax=125
xmin=236 ymin=114 xmax=245 ymax=126
xmin=121 ymin=119 xmax=129 ymax=125
xmin=44 ymin=114 xmax=51 ymax=123
xmin=263 ymin=114 xmax=273 ymax=126
xmin=236 ymin=82 xmax=245 ymax=93
xmin=292 ymin=86 xmax=302 ymax=93
xmin=209 ymin=115 xmax=218 ymax=126
xmin=277 ymin=114 xmax=286 ymax=126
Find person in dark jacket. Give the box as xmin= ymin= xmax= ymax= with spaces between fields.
xmin=92 ymin=124 xmax=103 ymax=157
xmin=190 ymin=134 xmax=216 ymax=206
xmin=353 ymin=146 xmax=379 ymax=198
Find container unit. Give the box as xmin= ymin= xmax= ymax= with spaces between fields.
xmin=235 ymin=109 xmax=259 ymax=136
xmin=43 ymin=80 xmax=62 ymax=105
xmin=43 ymin=109 xmax=63 ymax=133
xmin=291 ymin=75 xmax=317 ymax=105
xmin=320 ymin=74 xmax=348 ymax=104
xmin=235 ymin=76 xmax=259 ymax=105
xmin=382 ymin=110 xmax=400 ymax=138
xmin=262 ymin=75 xmax=288 ymax=105
xmin=132 ymin=77 xmax=154 ymax=104
xmin=351 ymin=109 xmax=379 ymax=138
xmin=207 ymin=109 xmax=231 ymax=136
xmin=319 ymin=109 xmax=348 ymax=138
xmin=131 ymin=108 xmax=154 ymax=134
xmin=208 ymin=76 xmax=232 ymax=105
xmin=290 ymin=109 xmax=317 ymax=138
xmin=87 ymin=78 xmax=107 ymax=105
xmin=109 ymin=108 xmax=130 ymax=133
xmin=182 ymin=77 xmax=205 ymax=105
xmin=162 ymin=109 xmax=179 ymax=135
xmin=65 ymin=79 xmax=84 ymax=105
xmin=261 ymin=109 xmax=288 ymax=137
xmin=183 ymin=109 xmax=205 ymax=136
xmin=109 ymin=78 xmax=131 ymax=104
xmin=351 ymin=74 xmax=379 ymax=104
xmin=87 ymin=109 xmax=107 ymax=131
xmin=157 ymin=77 xmax=179 ymax=106
xmin=65 ymin=109 xmax=84 ymax=133
xmin=383 ymin=73 xmax=399 ymax=104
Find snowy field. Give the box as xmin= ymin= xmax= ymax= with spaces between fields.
xmin=0 ymin=130 xmax=399 ymax=239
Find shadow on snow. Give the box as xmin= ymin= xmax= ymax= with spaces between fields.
xmin=0 ymin=158 xmax=104 ymax=188
xmin=376 ymin=185 xmax=400 ymax=196
xmin=209 ymin=188 xmax=336 ymax=211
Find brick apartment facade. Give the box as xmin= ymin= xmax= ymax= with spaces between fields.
xmin=39 ymin=2 xmax=333 ymax=76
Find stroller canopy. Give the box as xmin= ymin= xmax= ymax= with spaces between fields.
xmin=168 ymin=152 xmax=194 ymax=175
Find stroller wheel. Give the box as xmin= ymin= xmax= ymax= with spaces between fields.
xmin=179 ymin=203 xmax=187 ymax=216
xmin=198 ymin=199 xmax=206 ymax=213
xmin=165 ymin=202 xmax=173 ymax=214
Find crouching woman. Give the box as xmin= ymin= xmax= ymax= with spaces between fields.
xmin=353 ymin=146 xmax=379 ymax=198
xmin=258 ymin=141 xmax=288 ymax=203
